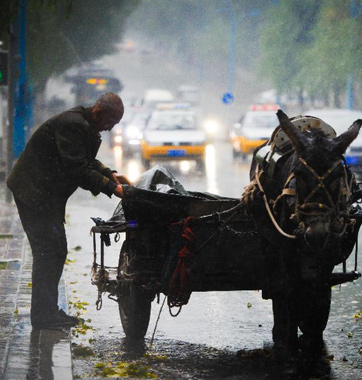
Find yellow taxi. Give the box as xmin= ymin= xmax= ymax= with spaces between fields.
xmin=141 ymin=104 xmax=206 ymax=172
xmin=231 ymin=104 xmax=279 ymax=160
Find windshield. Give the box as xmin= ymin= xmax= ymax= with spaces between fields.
xmin=147 ymin=112 xmax=197 ymax=131
xmin=242 ymin=112 xmax=279 ymax=130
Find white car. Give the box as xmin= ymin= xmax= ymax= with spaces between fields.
xmin=141 ymin=104 xmax=206 ymax=172
xmin=304 ymin=108 xmax=362 ymax=175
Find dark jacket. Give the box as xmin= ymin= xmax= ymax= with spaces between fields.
xmin=7 ymin=106 xmax=117 ymax=213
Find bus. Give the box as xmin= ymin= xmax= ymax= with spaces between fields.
xmin=66 ymin=65 xmax=123 ymax=106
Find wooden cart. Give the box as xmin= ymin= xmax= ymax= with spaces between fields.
xmin=90 ymin=186 xmax=361 ymax=341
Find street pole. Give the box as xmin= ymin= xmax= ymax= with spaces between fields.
xmin=13 ymin=0 xmax=26 ymax=158
xmin=6 ymin=25 xmax=15 ymax=203
xmin=227 ymin=0 xmax=235 ymax=94
xmin=198 ymin=8 xmax=206 ymax=90
xmin=347 ymin=0 xmax=357 ymax=110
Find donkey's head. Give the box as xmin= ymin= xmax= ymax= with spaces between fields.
xmin=277 ymin=110 xmax=362 ymax=249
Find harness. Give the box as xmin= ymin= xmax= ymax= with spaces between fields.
xmin=254 ymin=156 xmax=352 ymax=240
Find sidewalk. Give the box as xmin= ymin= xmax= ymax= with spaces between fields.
xmin=0 ymin=183 xmax=73 ymax=380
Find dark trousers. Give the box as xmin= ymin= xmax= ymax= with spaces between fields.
xmin=14 ymin=197 xmax=67 ymax=324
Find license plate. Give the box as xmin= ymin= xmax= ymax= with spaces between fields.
xmin=167 ymin=149 xmax=186 ymax=157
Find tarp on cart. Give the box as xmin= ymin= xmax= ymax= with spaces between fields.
xmin=106 ymin=165 xmax=241 ymax=226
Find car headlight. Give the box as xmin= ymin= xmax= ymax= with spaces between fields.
xmin=125 ymin=126 xmax=142 ymax=139
xmin=203 ymin=119 xmax=218 ymax=135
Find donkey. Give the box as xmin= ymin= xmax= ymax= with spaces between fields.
xmin=246 ymin=110 xmax=362 ymax=362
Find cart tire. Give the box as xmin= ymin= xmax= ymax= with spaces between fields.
xmin=118 ymin=283 xmax=151 ymax=340
xmin=118 ymin=241 xmax=152 ymax=340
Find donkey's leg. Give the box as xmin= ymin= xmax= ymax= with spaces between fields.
xmin=272 ymin=293 xmax=299 ymax=362
xmin=297 ymin=285 xmax=331 ymax=358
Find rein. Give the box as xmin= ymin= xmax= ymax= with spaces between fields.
xmin=255 ymin=166 xmax=297 ymax=239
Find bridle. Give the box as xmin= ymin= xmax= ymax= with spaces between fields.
xmin=297 ymin=157 xmax=350 ymax=212
xmin=294 ymin=157 xmax=350 ymax=220
xmin=255 ymin=156 xmax=353 ymax=240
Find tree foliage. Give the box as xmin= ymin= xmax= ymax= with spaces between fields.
xmin=1 ymin=0 xmax=141 ymax=91
xmin=127 ymin=0 xmax=270 ymax=89
xmin=128 ymin=0 xmax=362 ymax=108
xmin=260 ymin=0 xmax=362 ymax=107
xmin=2 ymin=0 xmax=362 ymax=107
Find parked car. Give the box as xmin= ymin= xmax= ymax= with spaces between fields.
xmin=230 ymin=104 xmax=279 ymax=160
xmin=304 ymin=108 xmax=362 ymax=175
xmin=141 ymin=103 xmax=206 ymax=172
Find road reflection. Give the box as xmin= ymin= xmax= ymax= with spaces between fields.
xmin=205 ymin=143 xmax=218 ymax=194
xmin=113 ymin=146 xmax=142 ymax=183
xmin=27 ymin=328 xmax=72 ymax=380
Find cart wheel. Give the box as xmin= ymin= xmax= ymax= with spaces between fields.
xmin=118 ymin=241 xmax=152 ymax=340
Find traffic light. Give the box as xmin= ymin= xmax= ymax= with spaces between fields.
xmin=0 ymin=51 xmax=9 ymax=86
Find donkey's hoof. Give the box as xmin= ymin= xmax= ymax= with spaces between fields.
xmin=282 ymin=361 xmax=299 ymax=376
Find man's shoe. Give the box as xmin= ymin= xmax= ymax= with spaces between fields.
xmin=32 ymin=319 xmax=77 ymax=330
xmin=58 ymin=309 xmax=80 ymax=324
xmin=32 ymin=312 xmax=78 ymax=330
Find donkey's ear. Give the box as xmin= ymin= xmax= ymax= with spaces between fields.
xmin=276 ymin=110 xmax=309 ymax=153
xmin=333 ymin=119 xmax=362 ymax=155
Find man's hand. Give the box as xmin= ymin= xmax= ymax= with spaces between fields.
xmin=113 ymin=184 xmax=124 ymax=198
xmin=112 ymin=173 xmax=133 ymax=185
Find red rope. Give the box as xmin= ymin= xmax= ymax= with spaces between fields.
xmin=168 ymin=217 xmax=196 ymax=315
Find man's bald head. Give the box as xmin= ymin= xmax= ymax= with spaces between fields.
xmin=92 ymin=93 xmax=124 ymax=131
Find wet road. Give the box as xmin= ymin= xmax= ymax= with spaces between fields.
xmin=63 ymin=139 xmax=362 ymax=379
